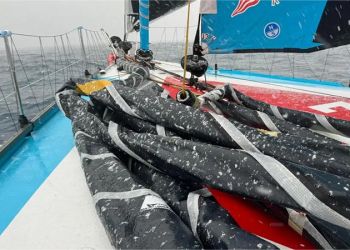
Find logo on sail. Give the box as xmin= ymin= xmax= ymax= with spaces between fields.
xmin=231 ymin=0 xmax=260 ymax=17
xmin=140 ymin=195 xmax=171 ymax=212
xmin=264 ymin=22 xmax=280 ymax=39
xmin=231 ymin=0 xmax=280 ymax=17
xmin=201 ymin=33 xmax=217 ymax=41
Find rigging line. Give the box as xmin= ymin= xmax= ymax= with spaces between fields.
xmin=39 ymin=37 xmax=55 ymax=98
xmin=81 ymin=27 xmax=103 ymax=33
xmin=85 ymin=30 xmax=98 ymax=68
xmin=181 ymin=0 xmax=192 ymax=93
xmin=157 ymin=27 xmax=167 ymax=60
xmin=53 ymin=37 xmax=57 ymax=93
xmin=292 ymin=53 xmax=295 ymax=78
xmin=84 ymin=29 xmax=92 ymax=65
xmin=12 ymin=60 xmax=83 ymax=93
xmin=65 ymin=33 xmax=80 ymax=77
xmin=164 ymin=27 xmax=168 ymax=59
xmin=231 ymin=53 xmax=236 ymax=71
xmin=38 ymin=38 xmax=45 ymax=110
xmin=86 ymin=32 xmax=100 ymax=68
xmin=286 ymin=53 xmax=295 ymax=78
xmin=166 ymin=27 xmax=177 ymax=63
xmin=54 ymin=37 xmax=63 ymax=80
xmin=172 ymin=30 xmax=179 ymax=58
xmin=262 ymin=53 xmax=269 ymax=72
xmin=153 ymin=65 xmax=214 ymax=92
xmin=248 ymin=53 xmax=252 ymax=73
xmin=66 ymin=33 xmax=77 ymax=59
xmin=85 ymin=30 xmax=93 ymax=66
xmin=97 ymin=31 xmax=110 ymax=56
xmin=54 ymin=37 xmax=66 ymax=84
xmin=174 ymin=28 xmax=180 ymax=59
xmin=10 ymin=36 xmax=41 ymax=112
xmin=92 ymin=31 xmax=106 ymax=66
xmin=268 ymin=52 xmax=276 ymax=75
xmin=95 ymin=31 xmax=105 ymax=55
xmin=92 ymin=31 xmax=102 ymax=60
xmin=154 ymin=65 xmax=184 ymax=79
xmin=215 ymin=54 xmax=217 ymax=69
xmin=92 ymin=31 xmax=105 ymax=64
xmin=320 ymin=48 xmax=331 ymax=82
xmin=167 ymin=29 xmax=176 ymax=62
xmin=62 ymin=34 xmax=74 ymax=79
xmin=151 ymin=74 xmax=201 ymax=93
xmin=9 ymin=38 xmax=24 ymax=114
xmin=11 ymin=28 xmax=77 ymax=38
xmin=0 ymin=86 xmax=19 ymax=132
xmin=67 ymin=34 xmax=78 ymax=77
xmin=60 ymin=35 xmax=70 ymax=79
xmin=164 ymin=28 xmax=169 ymax=61
xmin=88 ymin=30 xmax=100 ymax=65
xmin=302 ymin=53 xmax=320 ymax=80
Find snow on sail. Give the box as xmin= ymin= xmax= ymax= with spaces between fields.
xmin=56 ymin=59 xmax=350 ymax=249
xmin=52 ymin=1 xmax=350 ymax=248
xmin=200 ymin=0 xmax=350 ymax=53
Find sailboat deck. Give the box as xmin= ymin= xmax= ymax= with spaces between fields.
xmin=0 ymin=147 xmax=112 ymax=249
xmin=0 ymin=110 xmax=111 ymax=248
xmin=0 ymin=60 xmax=349 ymax=248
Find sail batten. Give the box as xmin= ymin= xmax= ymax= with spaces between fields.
xmin=200 ymin=0 xmax=350 ymax=54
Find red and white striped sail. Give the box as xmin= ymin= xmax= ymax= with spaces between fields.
xmin=231 ymin=0 xmax=260 ymax=17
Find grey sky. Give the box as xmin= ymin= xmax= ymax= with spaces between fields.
xmin=0 ymin=0 xmax=199 ymax=44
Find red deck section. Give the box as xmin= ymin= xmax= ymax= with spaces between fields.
xmin=163 ymin=76 xmax=350 ymax=121
xmin=233 ymin=85 xmax=350 ymax=121
xmin=209 ymin=188 xmax=316 ymax=249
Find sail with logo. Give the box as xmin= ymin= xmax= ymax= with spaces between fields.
xmin=199 ymin=0 xmax=350 ymax=53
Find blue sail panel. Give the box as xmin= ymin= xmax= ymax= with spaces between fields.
xmin=201 ymin=0 xmax=329 ymax=53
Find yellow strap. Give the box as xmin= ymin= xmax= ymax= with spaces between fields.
xmin=181 ymin=0 xmax=191 ymax=93
xmin=76 ymin=80 xmax=112 ymax=95
xmin=258 ymin=129 xmax=280 ymax=137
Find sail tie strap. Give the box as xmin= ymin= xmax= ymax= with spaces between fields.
xmin=210 ymin=112 xmax=350 ymax=230
xmin=314 ymin=114 xmax=345 ymax=136
xmin=93 ymin=189 xmax=159 ymax=204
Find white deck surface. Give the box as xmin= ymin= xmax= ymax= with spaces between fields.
xmin=0 ymin=148 xmax=113 ymax=249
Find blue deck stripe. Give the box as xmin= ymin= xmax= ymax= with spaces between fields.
xmin=207 ymin=68 xmax=346 ymax=88
xmin=0 ymin=109 xmax=74 ymax=234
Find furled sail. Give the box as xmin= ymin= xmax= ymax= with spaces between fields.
xmin=125 ymin=0 xmax=191 ymax=33
xmin=56 ymin=59 xmax=350 ymax=249
xmin=199 ymin=0 xmax=350 ymax=53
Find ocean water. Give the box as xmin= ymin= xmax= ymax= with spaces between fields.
xmin=1 ymin=43 xmax=350 ymax=147
xmin=152 ymin=42 xmax=350 ymax=85
xmin=0 ymin=46 xmax=107 ymax=147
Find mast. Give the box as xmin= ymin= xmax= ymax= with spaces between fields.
xmin=123 ymin=0 xmax=127 ymax=40
xmin=139 ymin=0 xmax=149 ymax=50
xmin=136 ymin=0 xmax=153 ymax=61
